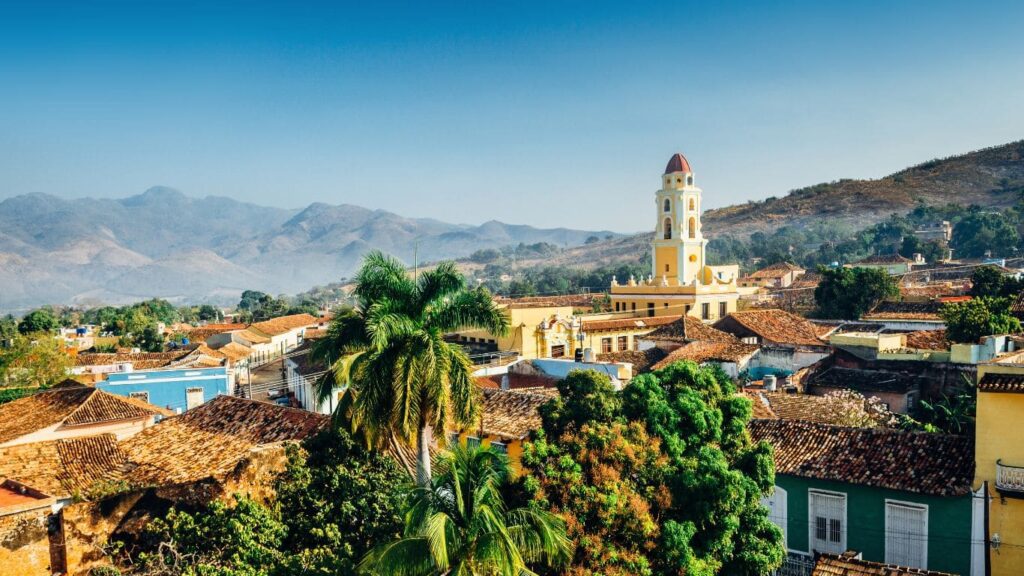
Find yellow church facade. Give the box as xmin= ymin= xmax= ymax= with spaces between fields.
xmin=610 ymin=153 xmax=740 ymax=321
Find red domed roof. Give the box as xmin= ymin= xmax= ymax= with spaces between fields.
xmin=664 ymin=153 xmax=692 ymax=174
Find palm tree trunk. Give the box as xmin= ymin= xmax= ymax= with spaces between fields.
xmin=416 ymin=423 xmax=433 ymax=486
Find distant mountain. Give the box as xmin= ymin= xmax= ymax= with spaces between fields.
xmin=0 ymin=189 xmax=619 ymax=312
xmin=703 ymin=140 xmax=1024 ymax=236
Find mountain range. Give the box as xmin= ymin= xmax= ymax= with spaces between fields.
xmin=3 ymin=140 xmax=1023 ymax=313
xmin=0 ymin=189 xmax=618 ymax=313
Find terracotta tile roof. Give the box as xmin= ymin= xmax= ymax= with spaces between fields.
xmin=235 ymin=328 xmax=272 ymax=344
xmin=249 ymin=314 xmax=318 ymax=337
xmin=598 ymin=348 xmax=668 ymax=373
xmin=904 ymin=329 xmax=949 ymax=350
xmin=790 ymin=272 xmax=822 ymax=289
xmin=304 ymin=328 xmax=327 ymax=339
xmin=642 ymin=315 xmax=737 ymax=343
xmin=581 ymin=314 xmax=679 ymax=332
xmin=496 ymin=293 xmax=604 ymax=309
xmin=810 ymin=367 xmax=923 ymax=394
xmin=120 ymin=395 xmax=328 ymax=487
xmin=749 ymin=419 xmax=974 ymax=496
xmin=747 ymin=391 xmax=846 ymax=425
xmin=507 ymin=372 xmax=559 ymax=390
xmin=856 ymin=253 xmax=912 ymax=265
xmin=75 ymin=350 xmax=194 ymax=369
xmin=203 ymin=342 xmax=252 ymax=362
xmin=862 ymin=300 xmax=944 ymax=321
xmin=186 ymin=324 xmax=247 ymax=343
xmin=1012 ymin=290 xmax=1024 ymax=314
xmin=713 ymin=309 xmax=825 ymax=347
xmin=746 ymin=261 xmax=805 ymax=280
xmin=813 ymin=551 xmax=958 ymax=576
xmin=652 ymin=340 xmax=759 ymax=370
xmin=0 ymin=383 xmax=169 ymax=445
xmin=978 ymin=372 xmax=1024 ymax=393
xmin=0 ymin=435 xmax=131 ymax=498
xmin=477 ymin=388 xmax=550 ymax=440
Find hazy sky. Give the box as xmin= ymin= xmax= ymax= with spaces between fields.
xmin=1 ymin=1 xmax=1023 ymax=232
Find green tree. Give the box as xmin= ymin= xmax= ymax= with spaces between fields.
xmin=274 ymin=428 xmax=406 ymax=575
xmin=940 ymin=297 xmax=1021 ymax=343
xmin=0 ymin=334 xmax=72 ymax=389
xmin=899 ymin=235 xmax=945 ymax=263
xmin=313 ymin=252 xmax=508 ymax=485
xmin=196 ymin=304 xmax=223 ymax=322
xmin=0 ymin=314 xmax=16 ymax=340
xmin=968 ymin=265 xmax=1023 ymax=299
xmin=918 ymin=376 xmax=976 ymax=436
xmin=814 ymin=266 xmax=899 ymax=319
xmin=360 ymin=445 xmax=571 ymax=576
xmin=521 ymin=364 xmax=783 ymax=575
xmin=952 ymin=211 xmax=1020 ymax=258
xmin=135 ymin=324 xmax=165 ymax=352
xmin=138 ymin=495 xmax=285 ymax=576
xmin=17 ymin=308 xmax=59 ymax=334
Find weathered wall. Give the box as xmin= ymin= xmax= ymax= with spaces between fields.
xmin=0 ymin=508 xmax=52 ymax=576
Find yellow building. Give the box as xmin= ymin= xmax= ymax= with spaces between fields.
xmin=610 ymin=153 xmax=740 ymax=320
xmin=449 ymin=387 xmax=552 ymax=473
xmin=975 ymin=360 xmax=1024 ymax=575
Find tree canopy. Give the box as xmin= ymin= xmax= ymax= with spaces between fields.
xmin=940 ymin=297 xmax=1021 ymax=343
xmin=813 ymin=266 xmax=899 ymax=319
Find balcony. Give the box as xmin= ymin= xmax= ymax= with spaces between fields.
xmin=996 ymin=460 xmax=1024 ymax=495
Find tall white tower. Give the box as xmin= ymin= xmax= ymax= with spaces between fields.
xmin=652 ymin=153 xmax=707 ymax=286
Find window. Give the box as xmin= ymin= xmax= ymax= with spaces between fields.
xmin=663 ymin=198 xmax=671 ymax=212
xmin=466 ymin=436 xmax=481 ymax=450
xmin=664 ymin=218 xmax=672 ymax=239
xmin=647 ymin=303 xmax=655 ymax=318
xmin=687 ymin=176 xmax=693 ymax=185
xmin=617 ymin=336 xmax=628 ymax=351
xmin=448 ymin=431 xmax=461 ymax=447
xmin=688 ymin=217 xmax=696 ymax=239
xmin=665 ymin=264 xmax=670 ymax=273
xmin=129 ymin=391 xmax=150 ymax=403
xmin=490 ymin=441 xmax=508 ymax=455
xmin=615 ymin=302 xmax=621 ymax=312
xmin=631 ymin=302 xmax=636 ymax=312
xmin=761 ymin=486 xmax=788 ymax=549
xmin=689 ymin=198 xmax=695 ymax=211
xmin=185 ymin=387 xmax=205 ymax=410
xmin=719 ymin=302 xmax=727 ymax=318
xmin=885 ymin=501 xmax=928 ymax=568
xmin=701 ymin=303 xmax=710 ymax=320
xmin=551 ymin=344 xmax=566 ymax=358
xmin=809 ymin=490 xmax=846 ymax=554
xmin=601 ymin=338 xmax=612 ymax=353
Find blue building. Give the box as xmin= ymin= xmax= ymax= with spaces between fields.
xmin=97 ymin=366 xmax=230 ymax=414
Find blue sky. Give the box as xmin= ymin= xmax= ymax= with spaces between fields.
xmin=1 ymin=1 xmax=1023 ymax=232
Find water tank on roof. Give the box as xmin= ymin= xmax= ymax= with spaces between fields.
xmin=763 ymin=374 xmax=777 ymax=391
xmin=583 ymin=348 xmax=594 ymax=362
xmin=182 ymin=338 xmax=190 ymax=346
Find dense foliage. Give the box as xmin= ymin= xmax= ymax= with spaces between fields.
xmin=313 ymin=252 xmax=508 ymax=485
xmin=18 ymin=308 xmax=59 ymax=334
xmin=813 ymin=266 xmax=899 ymax=319
xmin=0 ymin=334 xmax=72 ymax=389
xmin=940 ymin=297 xmax=1021 ymax=343
xmin=362 ymin=445 xmax=571 ymax=576
xmin=237 ymin=290 xmax=320 ymax=323
xmin=969 ymin=265 xmax=1024 ymax=299
xmin=521 ymin=366 xmax=783 ymax=576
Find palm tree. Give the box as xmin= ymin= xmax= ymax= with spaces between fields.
xmin=312 ymin=251 xmax=509 ymax=485
xmin=359 ymin=445 xmax=572 ymax=576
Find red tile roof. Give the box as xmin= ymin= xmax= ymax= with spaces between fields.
xmin=746 ymin=261 xmax=805 ymax=280
xmin=598 ymin=348 xmax=668 ymax=373
xmin=713 ymin=309 xmax=825 ymax=347
xmin=856 ymin=253 xmax=911 ymax=265
xmin=651 ymin=340 xmax=759 ymax=370
xmin=749 ymin=419 xmax=974 ymax=496
xmin=642 ymin=315 xmax=737 ymax=343
xmin=0 ymin=435 xmax=131 ymax=498
xmin=476 ymin=388 xmax=551 ymax=440
xmin=249 ymin=313 xmax=318 ymax=337
xmin=582 ymin=314 xmax=679 ymax=332
xmin=978 ymin=372 xmax=1024 ymax=393
xmin=75 ymin=350 xmax=194 ymax=369
xmin=496 ymin=293 xmax=605 ymax=309
xmin=813 ymin=551 xmax=957 ymax=576
xmin=904 ymin=329 xmax=949 ymax=351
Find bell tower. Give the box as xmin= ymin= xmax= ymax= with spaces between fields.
xmin=652 ymin=153 xmax=707 ymax=286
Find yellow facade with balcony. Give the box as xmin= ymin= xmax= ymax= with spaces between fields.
xmin=975 ymin=362 xmax=1024 ymax=575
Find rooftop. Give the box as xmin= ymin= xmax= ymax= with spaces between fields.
xmin=713 ymin=309 xmax=825 ymax=347
xmin=642 ymin=315 xmax=737 ymax=343
xmin=249 ymin=313 xmax=319 ymax=337
xmin=746 ymin=261 xmax=805 ymax=279
xmin=813 ymin=551 xmax=958 ymax=576
xmin=75 ymin=349 xmax=194 ymax=369
xmin=747 ymin=391 xmax=844 ymax=425
xmin=904 ymin=329 xmax=949 ymax=351
xmin=477 ymin=388 xmax=551 ymax=440
xmin=0 ymin=434 xmax=130 ymax=498
xmin=749 ymin=419 xmax=974 ymax=496
xmin=810 ymin=367 xmax=923 ymax=394
xmin=496 ymin=293 xmax=604 ymax=309
xmin=0 ymin=382 xmax=172 ymax=446
xmin=978 ymin=372 xmax=1024 ymax=393
xmin=862 ymin=300 xmax=945 ymax=322
xmin=581 ymin=314 xmax=680 ymax=333
xmin=651 ymin=340 xmax=759 ymax=370
xmin=598 ymin=348 xmax=668 ymax=373
xmin=855 ymin=253 xmax=912 ymax=265
xmin=664 ymin=152 xmax=692 ymax=174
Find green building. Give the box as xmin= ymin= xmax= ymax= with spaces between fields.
xmin=750 ymin=419 xmax=980 ymax=575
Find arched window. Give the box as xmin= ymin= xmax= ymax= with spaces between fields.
xmin=687 ymin=176 xmax=693 ymax=185
xmin=663 ymin=198 xmax=671 ymax=212
xmin=688 ymin=217 xmax=696 ymax=239
xmin=664 ymin=218 xmax=672 ymax=239
xmin=689 ymin=198 xmax=695 ymax=211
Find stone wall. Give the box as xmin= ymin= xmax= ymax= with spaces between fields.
xmin=0 ymin=508 xmax=52 ymax=576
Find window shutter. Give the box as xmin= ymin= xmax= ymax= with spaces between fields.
xmin=885 ymin=501 xmax=928 ymax=568
xmin=809 ymin=491 xmax=846 ymax=554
